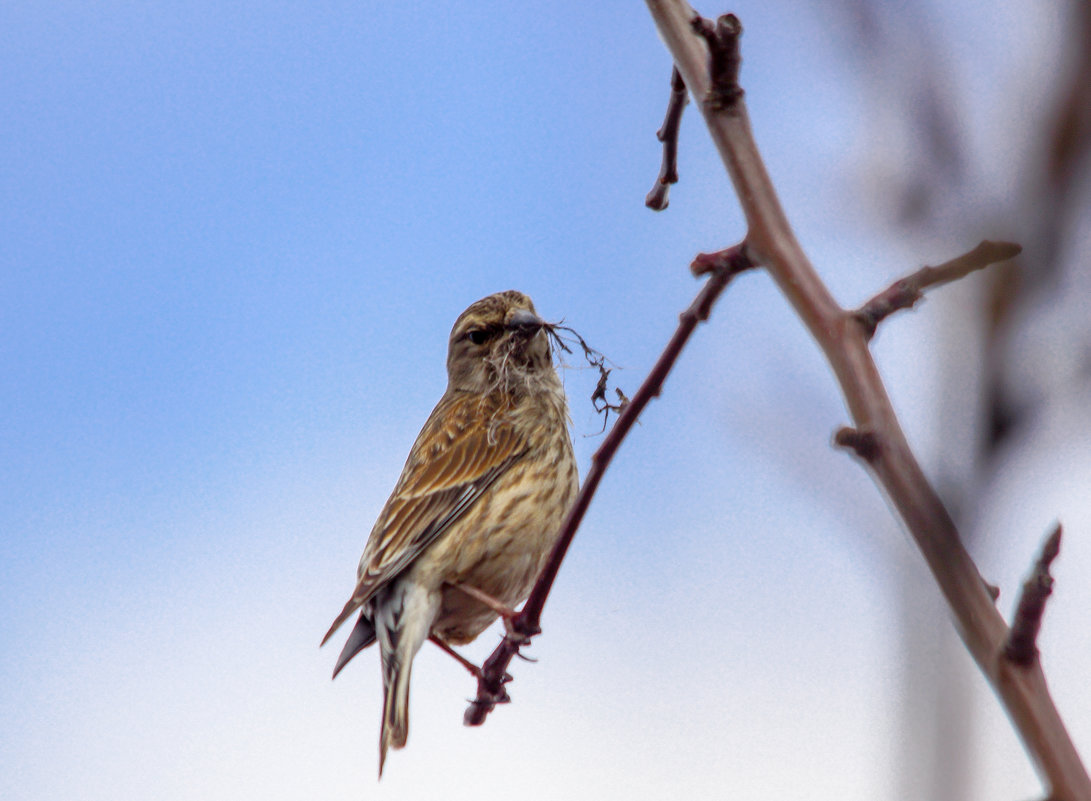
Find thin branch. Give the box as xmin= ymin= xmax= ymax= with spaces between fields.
xmin=644 ymin=2 xmax=1090 ymax=799
xmin=464 ymin=243 xmax=757 ymax=726
xmin=1005 ymin=524 xmax=1064 ymax=667
xmin=646 ymin=66 xmax=688 ymax=211
xmin=854 ymin=240 xmax=1023 ymax=340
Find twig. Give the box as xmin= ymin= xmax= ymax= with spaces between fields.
xmin=1005 ymin=525 xmax=1063 ymax=667
xmin=644 ymin=3 xmax=1090 ymax=799
xmin=646 ymin=66 xmax=688 ymax=211
xmin=464 ymin=243 xmax=757 ymax=726
xmin=854 ymin=240 xmax=1023 ymax=340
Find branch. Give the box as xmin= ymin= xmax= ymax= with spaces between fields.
xmin=645 ymin=66 xmax=688 ymax=211
xmin=464 ymin=243 xmax=757 ymax=726
xmin=854 ymin=240 xmax=1023 ymax=340
xmin=1005 ymin=525 xmax=1064 ymax=667
xmin=644 ymin=2 xmax=1089 ymax=799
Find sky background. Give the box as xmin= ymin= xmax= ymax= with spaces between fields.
xmin=3 ymin=1 xmax=1089 ymax=800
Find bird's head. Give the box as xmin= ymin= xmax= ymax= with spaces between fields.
xmin=446 ymin=290 xmax=555 ymax=395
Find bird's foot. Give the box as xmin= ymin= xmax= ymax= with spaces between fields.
xmin=428 ymin=635 xmax=509 ymax=682
xmin=447 ymin=582 xmax=520 ymax=619
xmin=445 ymin=581 xmax=542 ymax=653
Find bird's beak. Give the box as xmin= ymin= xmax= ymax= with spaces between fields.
xmin=506 ymin=308 xmax=545 ymax=335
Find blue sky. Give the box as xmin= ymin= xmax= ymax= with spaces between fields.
xmin=3 ymin=2 xmax=1088 ymax=799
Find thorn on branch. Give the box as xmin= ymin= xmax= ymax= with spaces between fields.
xmin=834 ymin=426 xmax=880 ymax=463
xmin=853 ymin=240 xmax=1022 ymax=341
xmin=646 ymin=66 xmax=688 ymax=211
xmin=690 ymin=13 xmax=744 ymax=112
xmin=1004 ymin=524 xmax=1063 ymax=667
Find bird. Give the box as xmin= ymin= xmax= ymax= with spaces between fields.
xmin=321 ymin=290 xmax=579 ymax=775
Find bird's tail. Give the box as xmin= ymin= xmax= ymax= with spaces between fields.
xmin=374 ymin=583 xmax=437 ymax=777
xmin=379 ymin=647 xmax=413 ymax=775
xmin=331 ymin=611 xmax=377 ymax=679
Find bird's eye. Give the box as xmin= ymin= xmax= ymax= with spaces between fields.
xmin=466 ymin=328 xmax=490 ymax=345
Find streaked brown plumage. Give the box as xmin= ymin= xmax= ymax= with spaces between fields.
xmin=321 ymin=290 xmax=578 ymax=775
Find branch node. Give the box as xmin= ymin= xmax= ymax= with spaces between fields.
xmin=833 ymin=426 xmax=881 ymax=463
xmin=852 ymin=280 xmax=921 ymax=341
xmin=646 ymin=66 xmax=688 ymax=211
xmin=1004 ymin=524 xmax=1063 ymax=667
xmin=688 ymin=243 xmax=757 ymax=321
xmin=690 ymin=13 xmax=744 ymax=112
xmin=690 ymin=242 xmax=755 ymax=278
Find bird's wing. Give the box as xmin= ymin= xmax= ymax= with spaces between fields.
xmin=321 ymin=392 xmax=526 ymax=645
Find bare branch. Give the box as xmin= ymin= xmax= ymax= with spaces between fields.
xmin=464 ymin=243 xmax=757 ymax=726
xmin=854 ymin=240 xmax=1023 ymax=340
xmin=646 ymin=66 xmax=688 ymax=211
xmin=1005 ymin=524 xmax=1064 ymax=667
xmin=644 ymin=2 xmax=1090 ymax=798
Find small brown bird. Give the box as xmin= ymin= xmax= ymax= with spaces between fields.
xmin=322 ymin=290 xmax=578 ymax=775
